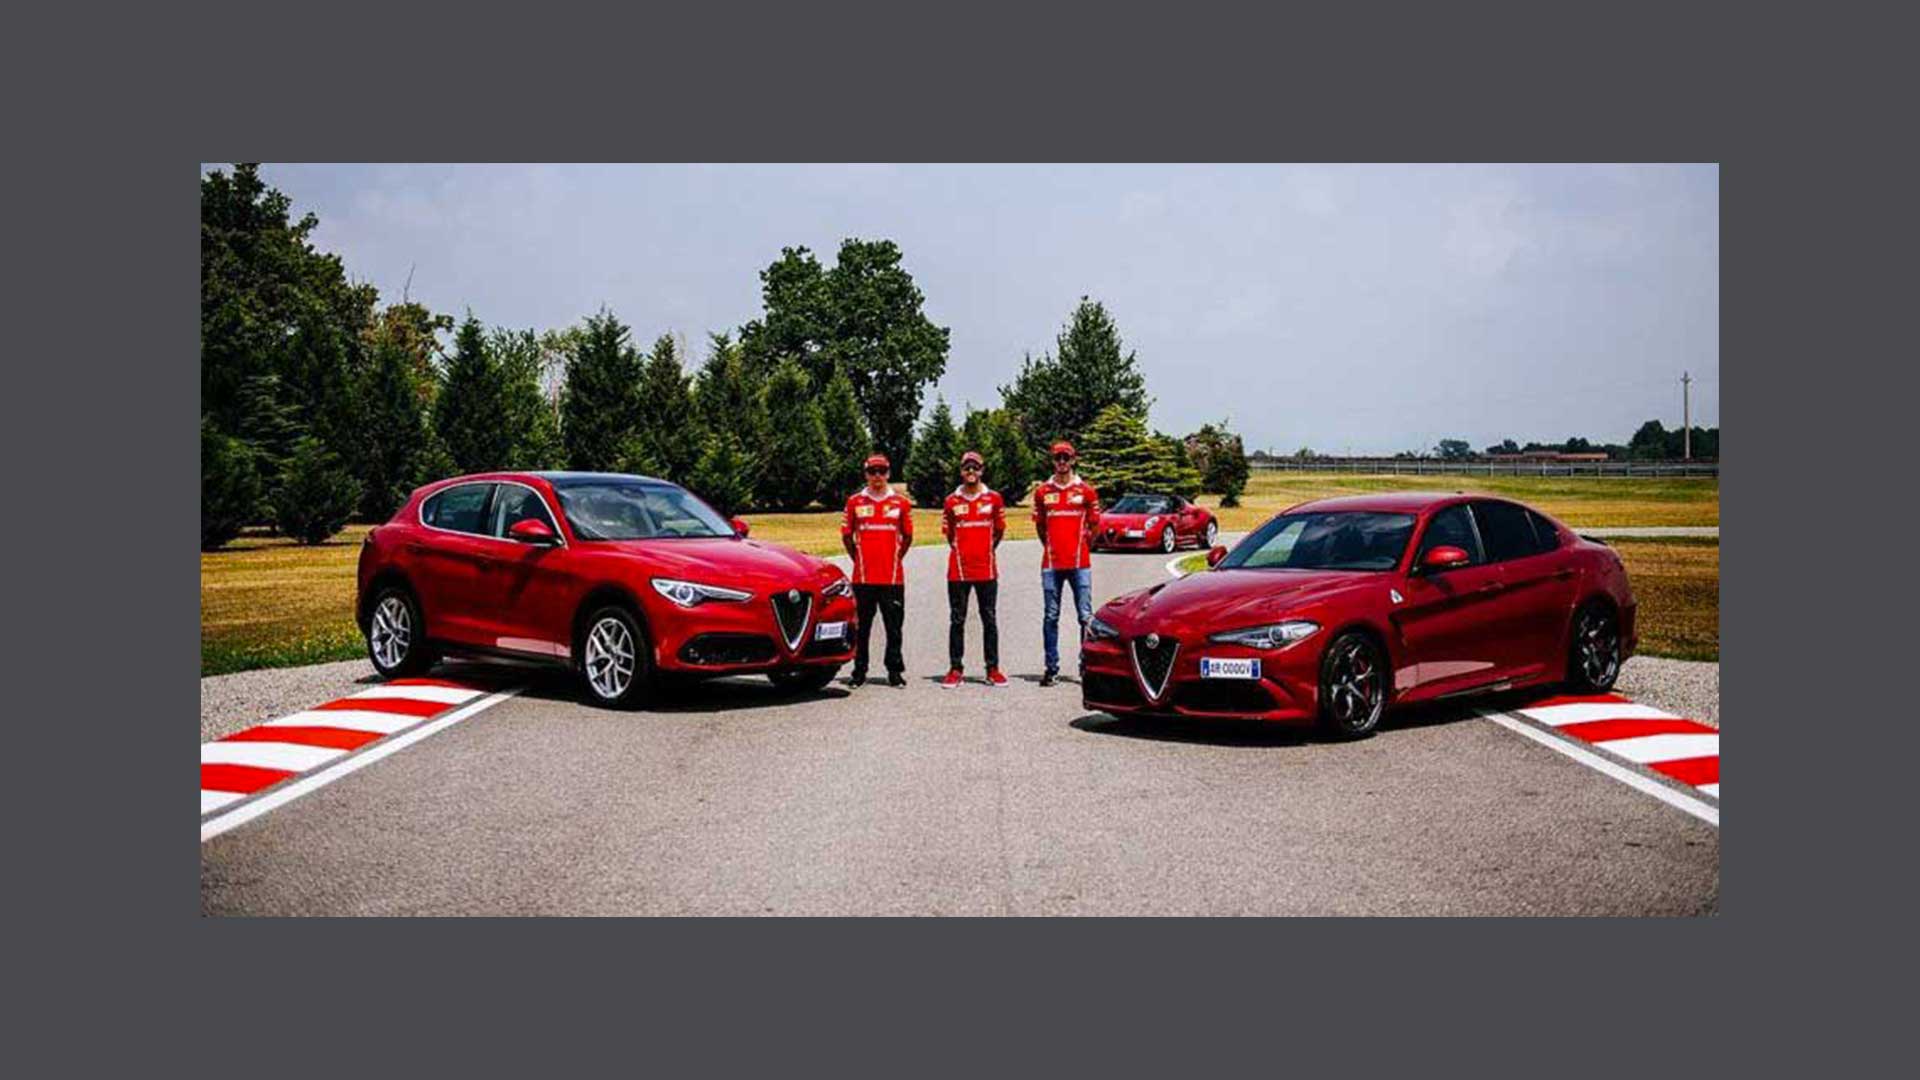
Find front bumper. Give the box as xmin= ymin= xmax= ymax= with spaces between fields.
xmin=649 ymin=590 xmax=857 ymax=676
xmin=1080 ymin=631 xmax=1322 ymax=724
xmin=1091 ymin=528 xmax=1170 ymax=551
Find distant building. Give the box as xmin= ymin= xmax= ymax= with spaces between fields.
xmin=1487 ymin=450 xmax=1611 ymax=463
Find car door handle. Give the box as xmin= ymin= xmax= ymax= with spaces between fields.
xmin=1478 ymin=582 xmax=1505 ymax=595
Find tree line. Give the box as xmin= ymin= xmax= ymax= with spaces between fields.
xmin=201 ymin=165 xmax=1250 ymax=550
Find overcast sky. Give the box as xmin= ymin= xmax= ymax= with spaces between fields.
xmin=235 ymin=163 xmax=1718 ymax=454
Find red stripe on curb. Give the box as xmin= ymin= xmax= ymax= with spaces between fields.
xmin=1647 ymin=755 xmax=1720 ymax=786
xmin=1557 ymin=717 xmax=1718 ymax=742
xmin=201 ymin=762 xmax=296 ymax=794
xmin=222 ymin=725 xmax=386 ymax=751
xmin=311 ymin=696 xmax=446 ymax=717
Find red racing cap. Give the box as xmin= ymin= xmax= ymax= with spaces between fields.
xmin=864 ymin=453 xmax=891 ymax=470
xmin=1049 ymin=441 xmax=1076 ymax=457
xmin=960 ymin=450 xmax=985 ymax=467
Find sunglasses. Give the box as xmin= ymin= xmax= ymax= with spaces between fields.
xmin=960 ymin=462 xmax=982 ymax=471
xmin=865 ymin=466 xmax=889 ymax=474
xmin=1052 ymin=453 xmax=1075 ymax=462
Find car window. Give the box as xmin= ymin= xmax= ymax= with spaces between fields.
xmin=550 ymin=479 xmax=733 ymax=540
xmin=1526 ymin=510 xmax=1561 ymax=552
xmin=1417 ymin=504 xmax=1484 ymax=565
xmin=491 ymin=484 xmax=559 ymax=539
xmin=1220 ymin=511 xmax=1415 ymax=572
xmin=421 ymin=483 xmax=494 ymax=535
xmin=1473 ymin=501 xmax=1543 ymax=562
xmin=1109 ymin=495 xmax=1174 ymax=514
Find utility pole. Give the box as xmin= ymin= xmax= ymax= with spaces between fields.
xmin=1681 ymin=371 xmax=1692 ymax=460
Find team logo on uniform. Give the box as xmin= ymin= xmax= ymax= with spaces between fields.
xmin=856 ymin=504 xmax=874 ymax=518
xmin=883 ymin=506 xmax=899 ymax=518
xmin=954 ymin=502 xmax=970 ymax=515
xmin=1044 ymin=492 xmax=1060 ymax=505
xmin=1069 ymin=493 xmax=1083 ymax=505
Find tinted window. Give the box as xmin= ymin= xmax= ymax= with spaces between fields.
xmin=1474 ymin=501 xmax=1543 ymax=562
xmin=550 ymin=479 xmax=733 ymax=540
xmin=491 ymin=484 xmax=559 ymax=538
xmin=1527 ymin=510 xmax=1561 ymax=551
xmin=1418 ymin=504 xmax=1484 ymax=564
xmin=1219 ymin=511 xmax=1415 ymax=572
xmin=1109 ymin=495 xmax=1176 ymax=514
xmin=422 ymin=483 xmax=493 ymax=535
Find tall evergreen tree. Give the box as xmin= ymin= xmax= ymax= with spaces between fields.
xmin=815 ymin=369 xmax=871 ymax=505
xmin=634 ymin=334 xmax=703 ymax=483
xmin=434 ymin=316 xmax=514 ymax=474
xmin=1185 ymin=421 xmax=1250 ymax=507
xmin=960 ymin=406 xmax=1036 ymax=505
xmin=688 ymin=429 xmax=756 ymax=519
xmin=1077 ymin=405 xmax=1201 ymax=501
xmin=234 ymin=372 xmax=303 ymax=500
xmin=906 ymin=398 xmax=961 ymax=507
xmin=355 ymin=332 xmax=433 ymax=519
xmin=693 ymin=333 xmax=769 ymax=488
xmin=755 ymin=361 xmax=833 ymax=510
xmin=202 ymin=417 xmax=263 ymax=551
xmin=1000 ymin=298 xmax=1151 ymax=463
xmin=491 ymin=327 xmax=564 ymax=469
xmin=561 ymin=311 xmax=644 ymax=471
xmin=272 ymin=435 xmax=362 ymax=545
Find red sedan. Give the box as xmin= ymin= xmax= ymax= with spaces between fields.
xmin=1092 ymin=493 xmax=1219 ymax=554
xmin=356 ymin=472 xmax=856 ymax=707
xmin=1082 ymin=492 xmax=1636 ymax=738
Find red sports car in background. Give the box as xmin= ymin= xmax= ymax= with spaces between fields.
xmin=356 ymin=472 xmax=856 ymax=707
xmin=1092 ymin=493 xmax=1219 ymax=554
xmin=1082 ymin=492 xmax=1635 ymax=738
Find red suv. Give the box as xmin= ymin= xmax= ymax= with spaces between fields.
xmin=356 ymin=472 xmax=856 ymax=707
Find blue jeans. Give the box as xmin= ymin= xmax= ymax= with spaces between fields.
xmin=1041 ymin=567 xmax=1093 ymax=673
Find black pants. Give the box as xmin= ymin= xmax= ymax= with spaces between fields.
xmin=852 ymin=583 xmax=906 ymax=677
xmin=947 ymin=580 xmax=1000 ymax=670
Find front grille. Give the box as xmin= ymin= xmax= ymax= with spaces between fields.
xmin=771 ymin=591 xmax=812 ymax=651
xmin=679 ymin=633 xmax=777 ymax=666
xmin=1175 ymin=680 xmax=1274 ymax=715
xmin=1130 ymin=636 xmax=1179 ymax=701
xmin=1084 ymin=672 xmax=1144 ymax=708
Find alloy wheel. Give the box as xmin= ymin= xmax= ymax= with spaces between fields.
xmin=1161 ymin=527 xmax=1177 ymax=553
xmin=1325 ymin=636 xmax=1384 ymax=733
xmin=584 ymin=616 xmax=636 ymax=700
xmin=1203 ymin=521 xmax=1218 ymax=548
xmin=1575 ymin=606 xmax=1621 ymax=688
xmin=370 ymin=595 xmax=412 ymax=670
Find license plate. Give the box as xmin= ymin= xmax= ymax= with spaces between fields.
xmin=1199 ymin=657 xmax=1260 ymax=679
xmin=814 ymin=621 xmax=847 ymax=642
xmin=1124 ymin=529 xmax=1144 ymax=538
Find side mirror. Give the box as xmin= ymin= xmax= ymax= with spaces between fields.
xmin=1206 ymin=545 xmax=1229 ymax=568
xmin=508 ymin=518 xmax=559 ymax=546
xmin=730 ymin=516 xmax=751 ymax=538
xmin=1420 ymin=545 xmax=1470 ymax=572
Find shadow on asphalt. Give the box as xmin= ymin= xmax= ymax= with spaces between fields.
xmin=1070 ymin=697 xmax=1499 ymax=748
xmin=439 ymin=662 xmax=855 ymax=715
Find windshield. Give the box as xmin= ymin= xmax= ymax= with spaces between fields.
xmin=550 ymin=480 xmax=734 ymax=540
xmin=1109 ymin=495 xmax=1175 ymax=514
xmin=1218 ymin=511 xmax=1416 ymax=572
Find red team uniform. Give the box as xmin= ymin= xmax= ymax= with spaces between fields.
xmin=842 ymin=479 xmax=914 ymax=682
xmin=1032 ymin=476 xmax=1101 ymax=570
xmin=942 ymin=487 xmax=1006 ymax=581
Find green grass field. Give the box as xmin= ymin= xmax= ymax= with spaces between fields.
xmin=201 ymin=472 xmax=1719 ymax=674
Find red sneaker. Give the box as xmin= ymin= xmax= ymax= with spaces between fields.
xmin=939 ymin=669 xmax=964 ymax=689
xmin=985 ymin=668 xmax=1009 ymax=687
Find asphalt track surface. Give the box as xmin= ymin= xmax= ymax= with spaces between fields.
xmin=201 ymin=538 xmax=1718 ymax=916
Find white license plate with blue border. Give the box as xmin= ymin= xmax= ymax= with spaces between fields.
xmin=1124 ymin=529 xmax=1144 ymax=538
xmin=1199 ymin=657 xmax=1260 ymax=679
xmin=814 ymin=621 xmax=847 ymax=642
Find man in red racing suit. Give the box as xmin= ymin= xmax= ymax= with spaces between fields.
xmin=841 ymin=453 xmax=914 ymax=687
xmin=939 ymin=449 xmax=1007 ymax=688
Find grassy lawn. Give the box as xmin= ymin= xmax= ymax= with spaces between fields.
xmin=1174 ymin=536 xmax=1719 ymax=661
xmin=201 ymin=472 xmax=1720 ymax=675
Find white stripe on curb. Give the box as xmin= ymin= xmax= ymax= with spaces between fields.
xmin=265 ymin=709 xmax=421 ymax=735
xmin=1518 ymin=702 xmax=1675 ymax=726
xmin=1164 ymin=553 xmax=1193 ymax=578
xmin=1596 ymin=732 xmax=1720 ymax=765
xmin=347 ymin=684 xmax=483 ymax=705
xmin=201 ymin=790 xmax=245 ymax=814
xmin=1478 ymin=708 xmax=1718 ymax=827
xmin=200 ymin=741 xmax=344 ymax=772
xmin=202 ymin=688 xmax=522 ymax=843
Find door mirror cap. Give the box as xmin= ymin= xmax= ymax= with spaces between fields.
xmin=730 ymin=516 xmax=751 ymax=538
xmin=1206 ymin=545 xmax=1229 ymax=568
xmin=1420 ymin=545 xmax=1470 ymax=572
xmin=508 ymin=518 xmax=559 ymax=546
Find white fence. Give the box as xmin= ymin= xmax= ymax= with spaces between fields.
xmin=1248 ymin=460 xmax=1719 ymax=478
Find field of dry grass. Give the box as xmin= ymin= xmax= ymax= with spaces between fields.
xmin=201 ymin=473 xmax=1720 ymax=674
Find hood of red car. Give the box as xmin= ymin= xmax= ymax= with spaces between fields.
xmin=1105 ymin=567 xmax=1374 ymax=629
xmin=1098 ymin=512 xmax=1162 ymax=527
xmin=597 ymin=537 xmax=833 ymax=591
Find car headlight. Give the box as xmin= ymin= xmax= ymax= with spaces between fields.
xmin=1087 ymin=614 xmax=1121 ymax=640
xmin=1207 ymin=620 xmax=1320 ymax=650
xmin=822 ymin=576 xmax=850 ymax=599
xmin=651 ymin=577 xmax=753 ymax=608
xmin=1144 ymin=516 xmax=1160 ymax=529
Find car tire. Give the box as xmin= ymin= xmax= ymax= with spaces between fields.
xmin=1160 ymin=526 xmax=1177 ymax=554
xmin=1316 ymin=630 xmax=1387 ymax=740
xmin=1566 ymin=600 xmax=1622 ymax=693
xmin=366 ymin=585 xmax=435 ymax=679
xmin=1203 ymin=520 xmax=1219 ymax=548
xmin=769 ymin=665 xmax=838 ymax=694
xmin=577 ymin=604 xmax=654 ymax=709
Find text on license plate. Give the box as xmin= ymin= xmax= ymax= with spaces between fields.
xmin=1124 ymin=529 xmax=1144 ymax=538
xmin=1199 ymin=657 xmax=1260 ymax=679
xmin=814 ymin=621 xmax=847 ymax=642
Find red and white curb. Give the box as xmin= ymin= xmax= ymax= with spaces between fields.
xmin=202 ymin=678 xmax=518 ymax=842
xmin=1482 ymin=692 xmax=1718 ymax=827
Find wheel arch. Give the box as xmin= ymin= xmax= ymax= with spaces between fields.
xmin=1320 ymin=618 xmax=1399 ymax=700
xmin=572 ymin=583 xmax=652 ymax=669
xmin=359 ymin=567 xmax=417 ymax=631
